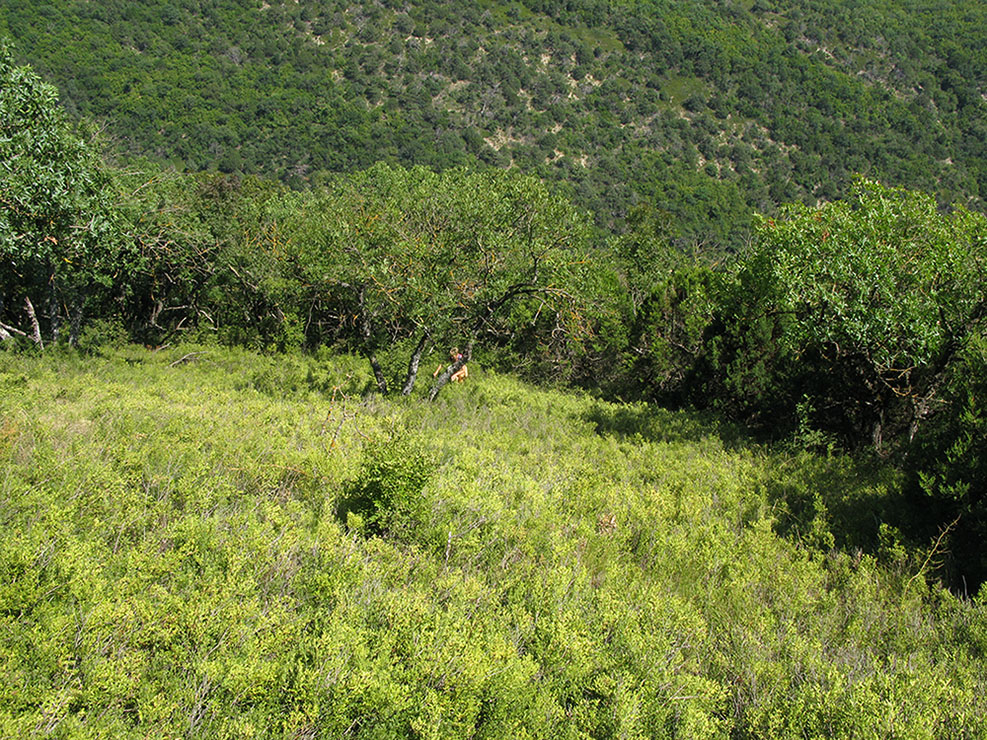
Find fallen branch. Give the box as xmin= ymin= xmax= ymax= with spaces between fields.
xmin=320 ymin=386 xmax=368 ymax=450
xmin=169 ymin=351 xmax=206 ymax=367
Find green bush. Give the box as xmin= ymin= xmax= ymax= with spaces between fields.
xmin=908 ymin=335 xmax=987 ymax=589
xmin=73 ymin=318 xmax=130 ymax=354
xmin=339 ymin=434 xmax=434 ymax=537
xmin=702 ymin=178 xmax=987 ymax=452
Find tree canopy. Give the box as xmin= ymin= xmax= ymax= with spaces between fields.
xmin=284 ymin=164 xmax=595 ymax=395
xmin=709 ymin=178 xmax=987 ymax=450
xmin=0 ymin=43 xmax=125 ymax=345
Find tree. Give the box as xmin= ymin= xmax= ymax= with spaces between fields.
xmin=710 ymin=177 xmax=987 ymax=450
xmin=598 ymin=203 xmax=721 ymax=402
xmin=285 ymin=164 xmax=593 ymax=398
xmin=0 ymin=43 xmax=125 ymax=346
xmin=111 ymin=168 xmax=296 ymax=348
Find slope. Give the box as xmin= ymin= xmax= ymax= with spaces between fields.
xmin=3 ymin=0 xmax=986 ymax=247
xmin=1 ymin=344 xmax=984 ymax=737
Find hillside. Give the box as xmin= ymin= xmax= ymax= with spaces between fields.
xmin=4 ymin=0 xmax=987 ymax=246
xmin=1 ymin=344 xmax=985 ymax=737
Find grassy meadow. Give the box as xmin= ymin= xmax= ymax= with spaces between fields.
xmin=1 ymin=345 xmax=985 ymax=738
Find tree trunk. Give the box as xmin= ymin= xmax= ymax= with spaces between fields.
xmin=871 ymin=409 xmax=885 ymax=454
xmin=357 ymin=286 xmax=388 ymax=394
xmin=24 ymin=297 xmax=43 ymax=349
xmin=401 ymin=329 xmax=430 ymax=396
xmin=428 ymin=343 xmax=471 ymax=401
xmin=366 ymin=351 xmax=388 ymax=395
xmin=68 ymin=302 xmax=83 ymax=347
xmin=47 ymin=278 xmax=60 ymax=345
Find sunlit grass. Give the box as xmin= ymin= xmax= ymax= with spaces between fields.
xmin=1 ymin=344 xmax=984 ymax=738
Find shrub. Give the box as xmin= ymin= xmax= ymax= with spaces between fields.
xmin=74 ymin=318 xmax=130 ymax=354
xmin=339 ymin=434 xmax=434 ymax=536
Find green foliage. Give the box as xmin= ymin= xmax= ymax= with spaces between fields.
xmin=73 ymin=317 xmax=130 ymax=354
xmin=703 ymin=178 xmax=987 ymax=450
xmin=109 ymin=167 xmax=299 ymax=347
xmin=0 ymin=43 xmax=128 ymax=345
xmin=339 ymin=434 xmax=434 ymax=537
xmin=5 ymin=0 xmax=987 ymax=247
xmin=908 ymin=335 xmax=987 ymax=589
xmin=619 ymin=242 xmax=723 ymax=401
xmin=284 ymin=163 xmax=594 ymax=394
xmin=7 ymin=29 xmax=987 ymax=718
xmin=2 ymin=344 xmax=986 ymax=737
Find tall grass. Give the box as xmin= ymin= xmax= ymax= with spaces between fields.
xmin=1 ymin=344 xmax=984 ymax=738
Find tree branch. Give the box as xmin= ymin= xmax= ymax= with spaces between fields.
xmin=0 ymin=320 xmax=27 ymax=341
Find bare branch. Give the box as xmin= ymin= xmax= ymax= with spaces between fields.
xmin=0 ymin=320 xmax=27 ymax=340
xmin=169 ymin=351 xmax=206 ymax=367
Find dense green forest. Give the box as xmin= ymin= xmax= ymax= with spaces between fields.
xmin=3 ymin=0 xmax=987 ymax=246
xmin=4 ymin=4 xmax=987 ymax=735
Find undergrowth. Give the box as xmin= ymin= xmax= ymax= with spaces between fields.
xmin=0 ymin=344 xmax=984 ymax=738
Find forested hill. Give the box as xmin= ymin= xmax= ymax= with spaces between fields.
xmin=4 ymin=0 xmax=987 ymax=247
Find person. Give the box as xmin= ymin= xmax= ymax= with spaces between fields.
xmin=434 ymin=347 xmax=468 ymax=382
